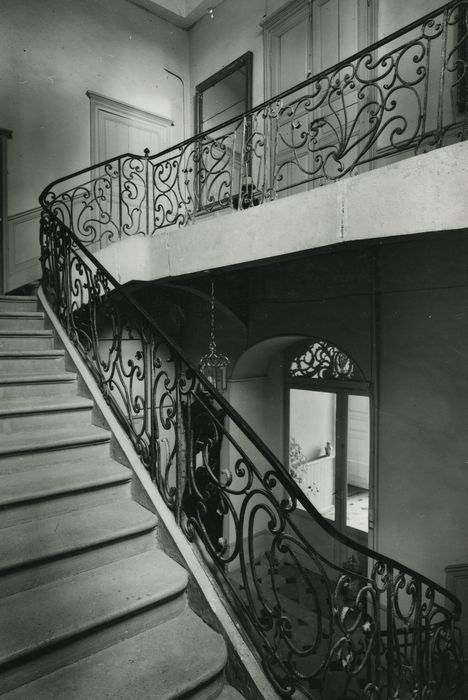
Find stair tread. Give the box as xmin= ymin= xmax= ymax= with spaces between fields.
xmin=0 ymin=424 xmax=111 ymax=454
xmin=0 ymin=458 xmax=131 ymax=507
xmin=0 ymin=350 xmax=64 ymax=358
xmin=0 ymin=330 xmax=52 ymax=337
xmin=0 ymin=311 xmax=44 ymax=319
xmin=0 ymin=372 xmax=76 ymax=385
xmin=1 ymin=608 xmax=226 ymax=700
xmin=0 ymin=549 xmax=187 ymax=668
xmin=0 ymin=395 xmax=93 ymax=417
xmin=0 ymin=499 xmax=156 ymax=572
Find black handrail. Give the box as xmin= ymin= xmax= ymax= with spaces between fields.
xmin=42 ymin=0 xmax=465 ymax=203
xmin=39 ymin=1 xmax=465 ymax=694
xmin=38 ymin=192 xmax=461 ymax=614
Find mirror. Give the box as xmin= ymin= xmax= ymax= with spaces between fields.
xmin=195 ymin=52 xmax=253 ymax=134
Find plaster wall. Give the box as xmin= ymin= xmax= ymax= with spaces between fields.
xmin=1 ymin=0 xmax=189 ymax=216
xmin=290 ymin=390 xmax=336 ymax=463
xmin=377 ymin=237 xmax=468 ymax=587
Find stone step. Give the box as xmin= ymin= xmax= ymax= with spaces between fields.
xmin=0 ymin=550 xmax=188 ymax=694
xmin=0 ymin=372 xmax=77 ymax=401
xmin=0 ymin=499 xmax=158 ymax=596
xmin=217 ymin=686 xmax=246 ymax=699
xmin=0 ymin=350 xmax=65 ymax=375
xmin=0 ymin=330 xmax=54 ymax=351
xmin=0 ymin=423 xmax=111 ymax=457
xmin=1 ymin=609 xmax=228 ymax=700
xmin=0 ymin=442 xmax=112 ymax=475
xmin=0 ymin=396 xmax=94 ymax=434
xmin=0 ymin=296 xmax=37 ymax=313
xmin=0 ymin=311 xmax=45 ymax=331
xmin=0 ymin=457 xmax=132 ymax=528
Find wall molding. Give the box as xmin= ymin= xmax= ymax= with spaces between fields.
xmin=87 ymin=91 xmax=173 ymax=165
xmin=6 ymin=205 xmax=42 ymax=292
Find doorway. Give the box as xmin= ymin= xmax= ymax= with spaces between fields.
xmin=286 ymin=339 xmax=372 ymax=551
xmin=289 ymin=387 xmax=370 ymax=546
xmin=263 ymin=0 xmax=375 ymax=192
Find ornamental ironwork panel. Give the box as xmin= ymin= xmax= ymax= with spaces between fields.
xmin=40 ymin=1 xmax=468 ymax=248
xmin=40 ymin=208 xmax=464 ymax=700
xmin=289 ymin=340 xmax=362 ymax=381
xmin=38 ymin=2 xmax=466 ymax=696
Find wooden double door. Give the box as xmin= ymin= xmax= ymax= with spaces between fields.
xmin=264 ymin=0 xmax=374 ymax=192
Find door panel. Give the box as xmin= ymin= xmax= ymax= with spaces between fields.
xmin=288 ymin=387 xmax=371 ymax=564
xmin=346 ymin=395 xmax=370 ymax=533
xmin=266 ymin=0 xmax=371 ymax=192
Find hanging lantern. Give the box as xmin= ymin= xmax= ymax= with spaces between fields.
xmin=199 ymin=279 xmax=230 ymax=393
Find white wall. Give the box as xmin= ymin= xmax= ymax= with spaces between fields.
xmin=1 ymin=0 xmax=190 ymax=217
xmin=289 ymin=389 xmax=336 ymax=463
xmin=189 ymin=0 xmax=290 ymax=109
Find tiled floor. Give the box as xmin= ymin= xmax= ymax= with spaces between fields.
xmin=321 ymin=486 xmax=369 ymax=532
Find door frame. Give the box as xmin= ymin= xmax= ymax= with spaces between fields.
xmin=262 ymin=0 xmax=378 ymax=101
xmin=87 ymin=91 xmax=172 ymax=165
xmin=283 ymin=340 xmax=376 ymax=554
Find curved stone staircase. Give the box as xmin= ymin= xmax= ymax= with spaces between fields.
xmin=0 ymin=295 xmax=244 ymax=699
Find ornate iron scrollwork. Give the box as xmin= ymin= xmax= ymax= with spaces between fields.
xmin=39 ymin=3 xmax=466 ymax=696
xmin=290 ymin=340 xmax=362 ymax=380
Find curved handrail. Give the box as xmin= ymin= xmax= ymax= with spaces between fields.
xmin=40 ymin=196 xmax=464 ymax=697
xmin=38 ymin=1 xmax=465 ymax=693
xmin=40 ymin=0 xmax=466 ymax=204
xmin=38 ymin=190 xmax=460 ymax=613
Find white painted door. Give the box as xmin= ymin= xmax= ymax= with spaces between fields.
xmin=264 ymin=0 xmax=371 ymax=193
xmin=87 ymin=93 xmax=173 ymax=248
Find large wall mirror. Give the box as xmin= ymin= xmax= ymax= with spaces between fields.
xmin=195 ymin=51 xmax=253 ymax=134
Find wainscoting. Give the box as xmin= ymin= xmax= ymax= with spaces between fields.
xmin=5 ymin=206 xmax=41 ymax=292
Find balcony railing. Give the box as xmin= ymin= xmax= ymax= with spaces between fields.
xmin=39 ymin=2 xmax=465 ymax=698
xmin=43 ymin=0 xmax=468 ymax=252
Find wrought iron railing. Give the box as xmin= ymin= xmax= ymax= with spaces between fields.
xmin=39 ymin=2 xmax=465 ymax=697
xmin=39 ymin=201 xmax=464 ymax=700
xmin=42 ymin=0 xmax=468 ymax=251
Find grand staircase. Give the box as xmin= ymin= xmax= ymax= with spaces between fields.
xmin=0 ymin=294 xmax=244 ymax=699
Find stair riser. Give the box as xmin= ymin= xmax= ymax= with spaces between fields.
xmin=0 ymin=480 xmax=132 ymax=530
xmin=0 ymin=335 xmax=53 ymax=351
xmin=0 ymin=527 xmax=154 ymax=598
xmin=0 ymin=407 xmax=93 ymax=435
xmin=0 ymin=592 xmax=186 ymax=694
xmin=0 ymin=317 xmax=44 ymax=331
xmin=0 ymin=355 xmax=65 ymax=374
xmin=0 ymin=379 xmax=77 ymax=402
xmin=0 ymin=443 xmax=111 ymax=475
xmin=0 ymin=300 xmax=37 ymax=313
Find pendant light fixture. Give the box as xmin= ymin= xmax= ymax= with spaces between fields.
xmin=199 ymin=278 xmax=230 ymax=393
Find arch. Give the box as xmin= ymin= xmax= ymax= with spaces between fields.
xmin=287 ymin=338 xmax=366 ymax=382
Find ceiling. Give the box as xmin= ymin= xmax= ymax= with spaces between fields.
xmin=127 ymin=0 xmax=225 ymax=29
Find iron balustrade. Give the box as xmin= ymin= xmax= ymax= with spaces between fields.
xmin=42 ymin=0 xmax=468 ymax=250
xmin=39 ymin=203 xmax=464 ymax=700
xmin=39 ymin=2 xmax=466 ymax=697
